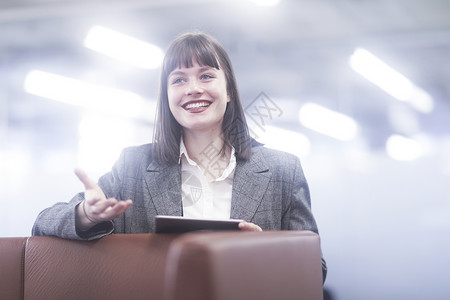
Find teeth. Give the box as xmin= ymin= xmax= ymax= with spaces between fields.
xmin=184 ymin=102 xmax=210 ymax=110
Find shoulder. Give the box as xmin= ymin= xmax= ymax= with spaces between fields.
xmin=249 ymin=144 xmax=307 ymax=183
xmin=121 ymin=143 xmax=153 ymax=158
xmin=122 ymin=143 xmax=153 ymax=155
xmin=251 ymin=144 xmax=300 ymax=167
xmin=117 ymin=143 xmax=155 ymax=169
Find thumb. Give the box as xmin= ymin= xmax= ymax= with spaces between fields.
xmin=74 ymin=168 xmax=97 ymax=190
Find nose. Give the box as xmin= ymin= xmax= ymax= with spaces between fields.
xmin=185 ymin=79 xmax=203 ymax=96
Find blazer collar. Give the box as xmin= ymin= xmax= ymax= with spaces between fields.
xmin=230 ymin=147 xmax=271 ymax=221
xmin=144 ymin=146 xmax=271 ymax=221
xmin=145 ymin=161 xmax=183 ymax=216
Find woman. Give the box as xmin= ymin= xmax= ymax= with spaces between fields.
xmin=32 ymin=32 xmax=326 ymax=278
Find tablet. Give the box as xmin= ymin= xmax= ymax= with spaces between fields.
xmin=154 ymin=215 xmax=244 ymax=233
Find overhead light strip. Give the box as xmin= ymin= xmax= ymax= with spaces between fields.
xmin=24 ymin=70 xmax=150 ymax=119
xmin=385 ymin=134 xmax=427 ymax=161
xmin=84 ymin=26 xmax=164 ymax=69
xmin=258 ymin=125 xmax=311 ymax=158
xmin=250 ymin=0 xmax=281 ymax=6
xmin=349 ymin=48 xmax=433 ymax=113
xmin=299 ymin=103 xmax=358 ymax=141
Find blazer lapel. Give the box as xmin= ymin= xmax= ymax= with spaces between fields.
xmin=144 ymin=161 xmax=183 ymax=216
xmin=230 ymin=148 xmax=271 ymax=221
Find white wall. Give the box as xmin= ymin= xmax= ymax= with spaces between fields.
xmin=306 ymin=146 xmax=450 ymax=299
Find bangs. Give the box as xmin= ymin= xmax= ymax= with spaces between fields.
xmin=164 ymin=35 xmax=221 ymax=74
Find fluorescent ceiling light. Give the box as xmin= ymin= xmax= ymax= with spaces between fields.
xmin=385 ymin=135 xmax=426 ymax=161
xmin=84 ymin=26 xmax=164 ymax=69
xmin=349 ymin=48 xmax=434 ymax=114
xmin=251 ymin=0 xmax=281 ymax=6
xmin=24 ymin=70 xmax=151 ymax=119
xmin=258 ymin=125 xmax=311 ymax=158
xmin=299 ymin=103 xmax=358 ymax=141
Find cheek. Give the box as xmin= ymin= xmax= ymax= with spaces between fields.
xmin=213 ymin=82 xmax=229 ymax=103
xmin=167 ymin=89 xmax=178 ymax=110
xmin=167 ymin=100 xmax=178 ymax=120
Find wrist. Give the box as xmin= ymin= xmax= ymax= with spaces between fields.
xmin=82 ymin=200 xmax=101 ymax=224
xmin=75 ymin=201 xmax=98 ymax=231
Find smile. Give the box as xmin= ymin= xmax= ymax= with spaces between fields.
xmin=183 ymin=101 xmax=211 ymax=110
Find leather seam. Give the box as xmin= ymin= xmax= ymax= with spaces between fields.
xmin=21 ymin=237 xmax=30 ymax=300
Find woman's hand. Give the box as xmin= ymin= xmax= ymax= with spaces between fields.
xmin=74 ymin=168 xmax=132 ymax=231
xmin=238 ymin=221 xmax=262 ymax=232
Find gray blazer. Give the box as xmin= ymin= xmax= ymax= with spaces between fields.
xmin=32 ymin=143 xmax=318 ymax=240
xmin=32 ymin=143 xmax=326 ymax=280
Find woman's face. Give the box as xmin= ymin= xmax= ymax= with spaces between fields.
xmin=167 ymin=60 xmax=230 ymax=135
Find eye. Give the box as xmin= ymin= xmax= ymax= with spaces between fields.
xmin=200 ymin=73 xmax=215 ymax=80
xmin=170 ymin=77 xmax=185 ymax=85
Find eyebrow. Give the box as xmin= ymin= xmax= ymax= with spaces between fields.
xmin=168 ymin=66 xmax=218 ymax=78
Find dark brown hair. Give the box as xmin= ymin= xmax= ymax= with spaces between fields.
xmin=152 ymin=32 xmax=253 ymax=165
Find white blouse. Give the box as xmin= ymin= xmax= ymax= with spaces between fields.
xmin=179 ymin=139 xmax=236 ymax=219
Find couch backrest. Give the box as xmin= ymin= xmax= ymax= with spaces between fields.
xmin=23 ymin=234 xmax=177 ymax=300
xmin=165 ymin=231 xmax=324 ymax=300
xmin=1 ymin=231 xmax=323 ymax=300
xmin=0 ymin=237 xmax=27 ymax=300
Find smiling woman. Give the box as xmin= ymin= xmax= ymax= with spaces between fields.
xmin=32 ymin=31 xmax=327 ymax=282
xmin=154 ymin=32 xmax=253 ymax=166
xmin=167 ymin=62 xmax=230 ymax=144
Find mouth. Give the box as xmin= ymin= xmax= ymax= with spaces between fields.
xmin=182 ymin=100 xmax=212 ymax=111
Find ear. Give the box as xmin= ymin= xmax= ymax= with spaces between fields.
xmin=227 ymin=94 xmax=231 ymax=103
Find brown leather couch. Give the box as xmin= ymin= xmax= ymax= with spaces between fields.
xmin=0 ymin=231 xmax=323 ymax=300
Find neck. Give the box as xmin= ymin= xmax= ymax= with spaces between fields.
xmin=183 ymin=129 xmax=229 ymax=164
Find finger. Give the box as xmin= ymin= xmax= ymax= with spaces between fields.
xmin=84 ymin=189 xmax=104 ymax=204
xmin=99 ymin=200 xmax=132 ymax=220
xmin=74 ymin=168 xmax=97 ymax=190
xmin=239 ymin=222 xmax=262 ymax=232
xmin=84 ymin=187 xmax=109 ymax=208
xmin=250 ymin=223 xmax=262 ymax=231
xmin=89 ymin=198 xmax=120 ymax=215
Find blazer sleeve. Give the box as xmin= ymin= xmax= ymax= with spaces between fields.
xmin=282 ymin=155 xmax=318 ymax=233
xmin=30 ymin=150 xmax=128 ymax=240
xmin=282 ymin=154 xmax=327 ymax=282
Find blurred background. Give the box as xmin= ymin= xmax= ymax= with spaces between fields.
xmin=1 ymin=0 xmax=449 ymax=299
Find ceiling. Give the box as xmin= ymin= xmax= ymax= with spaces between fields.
xmin=1 ymin=0 xmax=449 ymax=153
